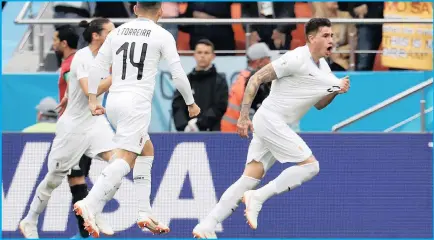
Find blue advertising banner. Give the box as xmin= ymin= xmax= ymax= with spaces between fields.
xmin=2 ymin=133 xmax=432 ymax=238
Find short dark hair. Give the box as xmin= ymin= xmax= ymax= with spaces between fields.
xmin=79 ymin=18 xmax=111 ymax=43
xmin=136 ymin=2 xmax=161 ymax=11
xmin=55 ymin=25 xmax=79 ymax=49
xmin=304 ymin=18 xmax=332 ymax=40
xmin=195 ymin=39 xmax=215 ymax=52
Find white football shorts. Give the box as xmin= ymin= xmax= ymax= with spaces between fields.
xmin=105 ymin=92 xmax=151 ymax=154
xmin=48 ymin=116 xmax=115 ymax=174
xmin=246 ymin=108 xmax=313 ymax=173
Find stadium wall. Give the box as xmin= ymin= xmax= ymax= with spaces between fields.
xmin=2 ymin=133 xmax=432 ymax=238
xmin=2 ymin=57 xmax=432 ymax=132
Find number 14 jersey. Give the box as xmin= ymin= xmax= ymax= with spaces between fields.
xmin=96 ymin=18 xmax=181 ymax=102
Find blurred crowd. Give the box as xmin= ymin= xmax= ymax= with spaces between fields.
xmin=49 ymin=2 xmax=390 ymax=71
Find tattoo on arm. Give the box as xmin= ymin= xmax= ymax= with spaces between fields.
xmin=240 ymin=64 xmax=277 ymax=118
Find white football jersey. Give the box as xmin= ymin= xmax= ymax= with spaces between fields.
xmin=260 ymin=45 xmax=342 ymax=124
xmin=58 ymin=47 xmax=105 ymax=133
xmin=93 ymin=18 xmax=181 ymax=102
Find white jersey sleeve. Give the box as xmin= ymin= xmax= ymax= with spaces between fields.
xmin=161 ymin=31 xmax=181 ymax=65
xmin=161 ymin=32 xmax=195 ymax=105
xmin=76 ymin=57 xmax=89 ymax=80
xmin=271 ymin=50 xmax=304 ymax=79
xmin=88 ymin=31 xmax=114 ymax=94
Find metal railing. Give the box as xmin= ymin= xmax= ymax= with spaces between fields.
xmin=16 ymin=2 xmax=33 ymax=51
xmin=332 ymin=78 xmax=433 ymax=132
xmin=14 ymin=2 xmax=433 ymax=70
xmin=14 ymin=16 xmax=434 ymax=25
xmin=384 ymin=106 xmax=433 ymax=132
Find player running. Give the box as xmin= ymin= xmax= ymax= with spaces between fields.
xmin=73 ymin=2 xmax=200 ymax=237
xmin=53 ymin=24 xmax=110 ymax=239
xmin=192 ymin=18 xmax=350 ymax=238
xmin=19 ymin=18 xmax=118 ymax=239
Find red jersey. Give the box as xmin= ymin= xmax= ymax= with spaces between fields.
xmin=58 ymin=53 xmax=75 ymax=101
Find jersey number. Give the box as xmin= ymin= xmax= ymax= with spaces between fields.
xmin=116 ymin=42 xmax=148 ymax=80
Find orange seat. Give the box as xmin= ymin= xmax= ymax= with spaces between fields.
xmin=291 ymin=3 xmax=313 ymax=50
xmin=231 ymin=3 xmax=246 ymax=53
xmin=176 ymin=3 xmax=191 ymax=54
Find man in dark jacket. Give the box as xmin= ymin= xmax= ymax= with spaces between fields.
xmin=345 ymin=2 xmax=384 ymax=70
xmin=241 ymin=2 xmax=296 ymax=51
xmin=172 ymin=39 xmax=228 ymax=132
xmin=179 ymin=2 xmax=235 ymax=55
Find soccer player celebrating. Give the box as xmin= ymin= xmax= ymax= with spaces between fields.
xmin=193 ymin=18 xmax=350 ymax=238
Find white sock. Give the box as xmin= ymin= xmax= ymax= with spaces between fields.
xmin=96 ymin=181 xmax=122 ymax=214
xmin=25 ymin=181 xmax=50 ymax=223
xmin=24 ymin=173 xmax=64 ymax=223
xmin=25 ymin=211 xmax=39 ymax=223
xmin=133 ymin=156 xmax=153 ymax=215
xmin=202 ymin=175 xmax=260 ymax=229
xmin=254 ymin=161 xmax=320 ymax=203
xmin=86 ymin=159 xmax=130 ymax=210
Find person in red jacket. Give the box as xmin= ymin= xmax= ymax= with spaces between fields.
xmin=53 ymin=25 xmax=77 ymax=105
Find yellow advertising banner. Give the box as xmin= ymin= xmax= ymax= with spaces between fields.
xmin=381 ymin=2 xmax=432 ymax=70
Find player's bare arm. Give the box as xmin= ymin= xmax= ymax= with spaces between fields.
xmin=56 ymin=72 xmax=71 ymax=115
xmin=86 ymin=75 xmax=110 ymax=116
xmin=56 ymin=84 xmax=69 ymax=115
xmin=315 ymin=76 xmax=350 ymax=110
xmin=240 ymin=63 xmax=277 ymax=116
xmin=314 ymin=92 xmax=338 ymax=110
xmin=79 ymin=76 xmax=112 ymax=97
xmin=237 ymin=63 xmax=277 ymax=138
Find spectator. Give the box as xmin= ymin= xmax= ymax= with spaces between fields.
xmin=22 ymin=97 xmax=58 ymax=132
xmin=52 ymin=2 xmax=91 ymax=49
xmin=172 ymin=39 xmax=228 ymax=132
xmin=179 ymin=2 xmax=235 ymax=55
xmin=93 ymin=2 xmax=135 ymax=27
xmin=160 ymin=2 xmax=180 ymax=40
xmin=241 ymin=2 xmax=296 ymax=51
xmin=312 ymin=2 xmax=357 ymax=71
xmin=221 ymin=42 xmax=272 ymax=132
xmin=52 ymin=25 xmax=78 ymax=100
xmin=346 ymin=2 xmax=384 ymax=71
